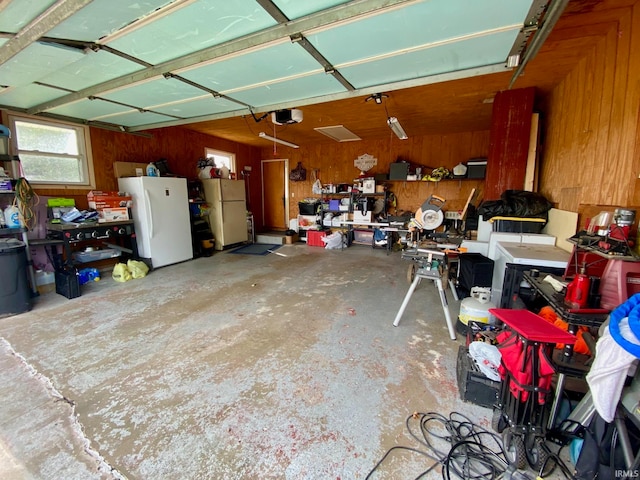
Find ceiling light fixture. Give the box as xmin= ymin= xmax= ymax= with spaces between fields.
xmin=258 ymin=132 xmax=299 ymax=148
xmin=387 ymin=117 xmax=408 ymax=140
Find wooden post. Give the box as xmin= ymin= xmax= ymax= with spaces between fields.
xmin=485 ymin=87 xmax=536 ymax=200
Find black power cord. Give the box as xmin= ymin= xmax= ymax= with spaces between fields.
xmin=365 ymin=411 xmax=508 ymax=480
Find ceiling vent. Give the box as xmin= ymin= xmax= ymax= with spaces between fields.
xmin=314 ymin=125 xmax=361 ymax=142
xmin=272 ymin=109 xmax=303 ymax=125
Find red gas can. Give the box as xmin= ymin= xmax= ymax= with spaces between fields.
xmin=565 ymin=267 xmax=591 ymax=309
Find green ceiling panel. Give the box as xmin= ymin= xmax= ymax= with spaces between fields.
xmin=0 ymin=0 xmax=540 ymax=130
xmin=307 ymin=0 xmax=531 ymax=66
xmin=181 ymin=42 xmax=322 ymax=93
xmin=273 ymin=0 xmax=350 ymax=20
xmin=48 ymin=98 xmax=133 ymax=120
xmin=43 ymin=50 xmax=145 ymax=91
xmin=152 ymin=96 xmax=241 ymax=118
xmin=107 ymin=0 xmax=277 ymax=65
xmin=0 ymin=83 xmax=66 ymax=109
xmin=0 ymin=43 xmax=85 ymax=87
xmin=230 ymin=73 xmax=344 ymax=109
xmin=0 ymin=0 xmax=58 ymax=33
xmin=93 ymin=110 xmax=175 ymax=127
xmin=101 ymin=77 xmax=205 ymax=107
xmin=341 ymin=31 xmax=516 ymax=88
xmin=47 ymin=0 xmax=173 ymax=42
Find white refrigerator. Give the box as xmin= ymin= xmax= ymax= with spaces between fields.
xmin=118 ymin=176 xmax=193 ymax=268
xmin=201 ymin=179 xmax=247 ymax=250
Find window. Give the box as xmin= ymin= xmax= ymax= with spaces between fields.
xmin=5 ymin=112 xmax=95 ymax=188
xmin=205 ymin=148 xmax=235 ymax=174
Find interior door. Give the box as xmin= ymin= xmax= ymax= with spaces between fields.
xmin=262 ymin=159 xmax=288 ymax=231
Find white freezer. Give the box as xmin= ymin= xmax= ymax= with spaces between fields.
xmin=491 ymin=242 xmax=570 ymax=305
xmin=118 ymin=177 xmax=193 ymax=268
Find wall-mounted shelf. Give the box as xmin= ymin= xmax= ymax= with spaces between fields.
xmin=385 ymin=177 xmax=483 ymax=183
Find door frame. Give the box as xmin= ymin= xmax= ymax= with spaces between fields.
xmin=261 ymin=158 xmax=289 ymax=230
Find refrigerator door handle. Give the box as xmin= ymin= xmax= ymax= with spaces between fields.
xmin=144 ymin=189 xmax=154 ymax=238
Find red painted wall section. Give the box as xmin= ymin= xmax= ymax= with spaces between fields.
xmin=484 ymin=87 xmax=536 ymax=200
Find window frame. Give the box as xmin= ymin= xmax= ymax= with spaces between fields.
xmin=3 ymin=110 xmax=96 ymax=189
xmin=204 ymin=147 xmax=236 ymax=174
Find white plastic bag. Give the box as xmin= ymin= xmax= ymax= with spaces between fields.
xmin=468 ymin=341 xmax=502 ymax=381
xmin=312 ymin=179 xmax=322 ymax=194
xmin=321 ymin=231 xmax=345 ymax=250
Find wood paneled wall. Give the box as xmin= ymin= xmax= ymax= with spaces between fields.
xmin=32 ymin=125 xmax=263 ymax=216
xmin=261 ymin=131 xmax=490 ymax=221
xmin=538 ymin=2 xmax=640 ymax=227
xmin=23 ymin=118 xmax=487 ymax=233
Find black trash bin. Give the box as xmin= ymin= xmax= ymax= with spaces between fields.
xmin=0 ymin=238 xmax=32 ymax=317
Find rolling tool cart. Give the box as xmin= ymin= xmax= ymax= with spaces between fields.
xmin=489 ymin=308 xmax=576 ymax=473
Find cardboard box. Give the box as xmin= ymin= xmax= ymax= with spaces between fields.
xmin=97 ymin=207 xmax=129 ymax=223
xmin=88 ymin=191 xmax=132 ymax=209
xmin=0 ymin=178 xmax=12 ymax=191
xmin=285 ymin=233 xmax=299 ymax=244
xmin=113 ymin=161 xmax=148 ymax=178
xmin=353 ymin=210 xmax=372 ymax=223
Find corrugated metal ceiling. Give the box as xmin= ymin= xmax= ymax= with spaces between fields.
xmin=0 ymin=0 xmax=554 ymax=135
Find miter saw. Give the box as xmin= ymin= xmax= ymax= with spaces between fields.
xmin=413 ymin=195 xmax=446 ymax=231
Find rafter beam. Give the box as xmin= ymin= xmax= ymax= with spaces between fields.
xmin=0 ymin=0 xmax=93 ymax=64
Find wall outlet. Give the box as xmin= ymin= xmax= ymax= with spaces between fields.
xmin=444 ymin=211 xmax=461 ymax=220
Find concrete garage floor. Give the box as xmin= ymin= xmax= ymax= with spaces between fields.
xmin=0 ymin=244 xmax=568 ymax=479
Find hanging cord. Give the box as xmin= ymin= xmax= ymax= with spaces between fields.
xmin=13 ymin=177 xmax=39 ymax=230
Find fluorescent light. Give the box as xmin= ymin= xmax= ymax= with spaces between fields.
xmin=258 ymin=132 xmax=299 ymax=148
xmin=387 ymin=117 xmax=408 ymax=140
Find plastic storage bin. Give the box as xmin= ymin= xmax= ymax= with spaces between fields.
xmin=298 ymin=201 xmax=319 ymax=215
xmin=72 ymin=248 xmax=120 ymax=263
xmin=0 ymin=238 xmax=32 ymax=317
xmin=353 ymin=230 xmax=374 ymax=245
xmin=491 ymin=216 xmax=546 ymax=233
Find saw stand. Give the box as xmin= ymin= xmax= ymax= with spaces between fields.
xmin=392 ymin=248 xmax=458 ymax=340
